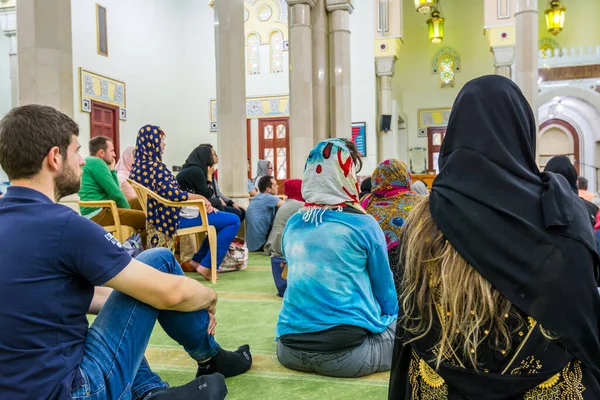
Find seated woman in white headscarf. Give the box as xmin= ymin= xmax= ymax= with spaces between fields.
xmin=275 ymin=138 xmax=398 ymax=378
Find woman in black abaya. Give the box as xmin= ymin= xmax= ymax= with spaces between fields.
xmin=389 ymin=75 xmax=600 ymax=399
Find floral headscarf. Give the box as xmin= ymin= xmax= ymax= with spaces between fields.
xmin=361 ymin=159 xmax=416 ymax=250
xmin=129 ymin=125 xmax=188 ymax=247
xmin=301 ymin=139 xmax=364 ymax=224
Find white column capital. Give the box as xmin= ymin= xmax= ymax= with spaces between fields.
xmin=375 ymin=56 xmax=397 ymax=77
xmin=0 ymin=6 xmax=17 ymax=36
xmin=515 ymin=0 xmax=537 ymax=14
xmin=288 ymin=0 xmax=317 ymax=7
xmin=326 ymin=0 xmax=354 ymax=13
xmin=491 ymin=45 xmax=515 ymax=67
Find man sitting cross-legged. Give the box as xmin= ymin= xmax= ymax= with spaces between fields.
xmin=0 ymin=105 xmax=252 ymax=400
xmin=79 ymin=135 xmax=147 ymax=243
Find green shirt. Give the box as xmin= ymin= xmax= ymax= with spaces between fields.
xmin=79 ymin=156 xmax=130 ymax=216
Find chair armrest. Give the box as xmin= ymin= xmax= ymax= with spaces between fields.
xmin=78 ymin=200 xmax=118 ymax=209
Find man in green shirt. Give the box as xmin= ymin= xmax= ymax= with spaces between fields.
xmin=79 ymin=136 xmax=146 ymax=241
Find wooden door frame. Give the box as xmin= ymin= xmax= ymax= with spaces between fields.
xmin=258 ymin=117 xmax=290 ymax=187
xmin=427 ymin=127 xmax=446 ymax=172
xmin=90 ymin=100 xmax=121 ymax=159
xmin=247 ymin=119 xmax=252 ymax=179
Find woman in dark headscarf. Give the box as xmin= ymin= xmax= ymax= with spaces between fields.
xmin=389 ymin=76 xmax=600 ymax=399
xmin=176 ymin=146 xmax=217 ymax=201
xmin=129 ymin=126 xmax=240 ymax=281
xmin=545 ymin=156 xmax=599 ymax=228
xmin=359 ymin=177 xmax=372 ymax=201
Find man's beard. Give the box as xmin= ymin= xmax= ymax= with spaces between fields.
xmin=54 ymin=163 xmax=81 ymax=201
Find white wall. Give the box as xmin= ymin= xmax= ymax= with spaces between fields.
xmin=71 ymin=0 xmax=219 ymax=170
xmin=349 ymin=1 xmax=377 ymax=175
xmin=246 ymin=44 xmax=289 ymax=97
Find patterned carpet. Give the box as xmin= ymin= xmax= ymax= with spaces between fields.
xmin=146 ymin=252 xmax=390 ymax=399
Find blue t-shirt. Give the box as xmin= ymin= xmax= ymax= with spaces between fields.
xmin=276 ymin=209 xmax=398 ymax=339
xmin=246 ymin=193 xmax=280 ymax=251
xmin=0 ymin=187 xmax=132 ymax=400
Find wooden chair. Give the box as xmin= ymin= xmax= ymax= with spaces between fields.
xmin=127 ymin=179 xmax=218 ymax=284
xmin=77 ymin=200 xmax=135 ymax=242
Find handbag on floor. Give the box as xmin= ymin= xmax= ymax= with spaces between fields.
xmin=219 ymin=237 xmax=248 ymax=273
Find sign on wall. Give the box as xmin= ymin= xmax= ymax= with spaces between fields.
xmin=352 ymin=122 xmax=367 ymax=157
xmin=418 ymin=108 xmax=451 ymax=129
xmin=79 ymin=68 xmax=127 ymax=120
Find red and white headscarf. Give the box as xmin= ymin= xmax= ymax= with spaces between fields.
xmin=301 ymin=139 xmax=365 ymax=225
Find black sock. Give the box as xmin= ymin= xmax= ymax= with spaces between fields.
xmin=196 ymin=345 xmax=252 ymax=378
xmin=145 ymin=373 xmax=227 ymax=400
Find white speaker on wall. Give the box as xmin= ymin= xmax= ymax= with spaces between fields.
xmin=418 ymin=128 xmax=427 ymax=138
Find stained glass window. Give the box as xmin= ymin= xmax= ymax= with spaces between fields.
xmin=265 ymin=148 xmax=274 ymax=168
xmin=439 ymin=55 xmax=455 ymax=88
xmin=270 ymin=31 xmax=284 ymax=74
xmin=247 ymin=33 xmax=260 ymax=75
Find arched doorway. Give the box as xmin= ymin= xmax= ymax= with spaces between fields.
xmin=538 ymin=118 xmax=580 ymax=173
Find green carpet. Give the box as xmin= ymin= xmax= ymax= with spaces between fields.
xmin=146 ymin=253 xmax=389 ymax=399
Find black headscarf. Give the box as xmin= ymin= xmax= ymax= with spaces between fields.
xmin=182 ymin=146 xmax=213 ymax=174
xmin=545 ymin=156 xmax=578 ymax=193
xmin=429 ymin=76 xmax=600 ymax=379
xmin=359 ymin=177 xmax=372 ymax=199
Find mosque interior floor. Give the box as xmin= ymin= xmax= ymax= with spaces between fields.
xmin=145 ymin=252 xmax=389 ymax=399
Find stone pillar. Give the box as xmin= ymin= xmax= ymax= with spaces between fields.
xmin=492 ymin=46 xmax=515 ymax=79
xmin=214 ymin=0 xmax=248 ymax=199
xmin=16 ymin=0 xmax=74 ymax=117
xmin=288 ymin=0 xmax=316 ymax=178
xmin=514 ymin=0 xmax=538 ymax=109
xmin=0 ymin=5 xmax=18 ymax=108
xmin=326 ymin=0 xmax=353 ymax=139
xmin=311 ymin=0 xmax=330 ymax=144
xmin=375 ymin=56 xmax=396 ymax=162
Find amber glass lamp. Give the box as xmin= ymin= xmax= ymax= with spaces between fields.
xmin=427 ymin=10 xmax=444 ymax=44
xmin=545 ymin=0 xmax=566 ymax=36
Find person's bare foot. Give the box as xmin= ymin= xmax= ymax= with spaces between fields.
xmin=191 ymin=260 xmax=217 ymax=281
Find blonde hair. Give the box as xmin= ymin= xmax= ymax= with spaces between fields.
xmin=399 ymin=197 xmax=524 ymax=370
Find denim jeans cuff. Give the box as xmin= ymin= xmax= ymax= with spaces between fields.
xmin=193 ymin=343 xmax=222 ymax=363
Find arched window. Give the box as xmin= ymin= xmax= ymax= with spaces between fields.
xmin=247 ymin=33 xmax=261 ymax=75
xmin=431 ymin=47 xmax=460 ymax=89
xmin=270 ymin=31 xmax=284 ymax=74
xmin=439 ymin=54 xmax=455 ymax=88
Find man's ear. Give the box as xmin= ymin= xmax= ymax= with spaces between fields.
xmin=46 ymin=146 xmax=62 ymax=172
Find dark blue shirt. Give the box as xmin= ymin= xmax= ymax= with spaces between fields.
xmin=0 ymin=187 xmax=132 ymax=400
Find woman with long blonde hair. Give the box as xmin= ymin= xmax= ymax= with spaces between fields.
xmin=389 ymin=76 xmax=600 ymax=399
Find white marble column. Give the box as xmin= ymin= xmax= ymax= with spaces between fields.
xmin=514 ymin=0 xmax=538 ymax=109
xmin=9 ymin=34 xmax=18 ymax=108
xmin=376 ymin=56 xmax=396 ymax=162
xmin=326 ymin=0 xmax=353 ymax=139
xmin=214 ymin=0 xmax=248 ymax=199
xmin=0 ymin=6 xmax=18 ymax=108
xmin=288 ymin=0 xmax=316 ymax=178
xmin=311 ymin=0 xmax=330 ymax=144
xmin=16 ymin=0 xmax=74 ymax=117
xmin=492 ymin=46 xmax=515 ymax=79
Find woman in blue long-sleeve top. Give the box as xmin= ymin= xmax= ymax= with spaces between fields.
xmin=275 ymin=138 xmax=398 ymax=378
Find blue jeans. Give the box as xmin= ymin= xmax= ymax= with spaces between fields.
xmin=179 ymin=211 xmax=240 ymax=269
xmin=71 ymin=249 xmax=220 ymax=400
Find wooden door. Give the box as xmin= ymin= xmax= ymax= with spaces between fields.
xmin=427 ymin=127 xmax=446 ymax=173
xmin=258 ymin=118 xmax=290 ymax=188
xmin=90 ymin=101 xmax=120 ymax=159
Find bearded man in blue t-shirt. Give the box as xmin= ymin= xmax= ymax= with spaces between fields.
xmin=0 ymin=105 xmax=252 ymax=400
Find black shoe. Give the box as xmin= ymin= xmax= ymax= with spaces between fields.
xmin=145 ymin=373 xmax=227 ymax=400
